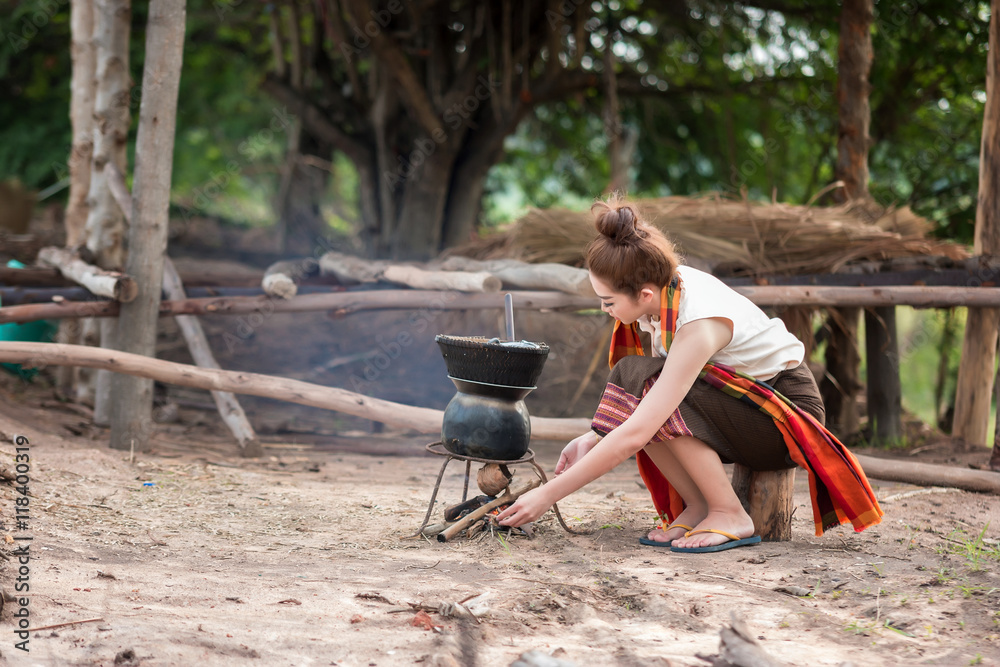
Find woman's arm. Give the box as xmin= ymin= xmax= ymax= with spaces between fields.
xmin=554 ymin=431 xmax=601 ymax=474
xmin=497 ymin=316 xmax=733 ymax=527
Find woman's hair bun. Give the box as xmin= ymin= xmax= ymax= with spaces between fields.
xmin=592 ymin=200 xmax=643 ymax=245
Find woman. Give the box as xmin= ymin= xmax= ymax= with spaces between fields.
xmin=497 ymin=198 xmax=881 ymax=552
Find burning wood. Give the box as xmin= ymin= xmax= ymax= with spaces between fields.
xmin=438 ymin=479 xmax=541 ymax=542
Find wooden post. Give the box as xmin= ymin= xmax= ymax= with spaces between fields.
xmin=834 ymin=0 xmax=873 ymax=199
xmin=57 ymin=0 xmax=92 ymax=401
xmin=163 ymin=259 xmax=262 ymax=457
xmin=730 ymin=465 xmax=795 ymax=542
xmin=104 ymin=160 xmax=261 ymax=455
xmin=987 ymin=0 xmax=1000 ymax=471
xmin=823 ymin=0 xmax=877 ymax=441
xmin=820 ymin=307 xmax=862 ymax=437
xmin=85 ymin=0 xmax=131 ymax=423
xmin=67 ymin=0 xmax=96 ymax=248
xmin=962 ymin=0 xmax=1000 ymax=453
xmin=865 ymin=306 xmax=902 ymax=443
xmin=108 ymin=0 xmax=186 ymax=452
xmin=64 ymin=0 xmax=101 ymax=408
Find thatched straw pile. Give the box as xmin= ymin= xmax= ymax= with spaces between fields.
xmin=453 ymin=193 xmax=969 ymax=275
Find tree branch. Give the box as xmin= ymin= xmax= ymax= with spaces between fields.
xmin=342 ymin=0 xmax=441 ymax=136
xmin=259 ymin=75 xmax=370 ymax=163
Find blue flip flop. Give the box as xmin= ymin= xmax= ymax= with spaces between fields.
xmin=669 ymin=529 xmax=762 ymax=553
xmin=638 ymin=523 xmax=693 ymax=548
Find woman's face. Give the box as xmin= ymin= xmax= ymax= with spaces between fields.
xmin=589 ymin=274 xmax=657 ymax=324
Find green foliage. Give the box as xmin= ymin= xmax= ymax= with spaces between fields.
xmin=0 ymin=0 xmax=73 ymax=187
xmin=947 ymin=523 xmax=999 ymax=572
xmin=867 ymin=1 xmax=992 ymax=243
xmin=485 ymin=0 xmax=989 ymax=245
xmin=170 ymin=4 xmax=282 ymax=224
xmin=0 ymin=0 xmax=281 ymax=224
xmin=0 ymin=0 xmax=992 ymax=244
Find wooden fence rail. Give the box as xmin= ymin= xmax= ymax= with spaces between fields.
xmin=0 ymin=340 xmax=995 ymax=492
xmin=4 ymin=286 xmax=1000 ymax=325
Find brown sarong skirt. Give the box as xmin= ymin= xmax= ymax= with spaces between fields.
xmin=591 ymin=356 xmax=826 ymax=471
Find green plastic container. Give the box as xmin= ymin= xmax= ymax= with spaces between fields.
xmin=0 ymin=260 xmax=58 ymax=379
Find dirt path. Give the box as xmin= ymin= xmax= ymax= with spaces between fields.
xmin=0 ymin=378 xmax=998 ymax=666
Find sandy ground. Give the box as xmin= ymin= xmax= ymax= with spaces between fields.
xmin=0 ymin=374 xmax=999 ymax=667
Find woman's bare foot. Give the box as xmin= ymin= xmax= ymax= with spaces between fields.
xmin=670 ymin=509 xmax=755 ymax=549
xmin=645 ymin=508 xmax=707 ymax=544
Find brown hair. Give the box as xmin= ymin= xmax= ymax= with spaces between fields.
xmin=585 ymin=195 xmax=680 ymax=298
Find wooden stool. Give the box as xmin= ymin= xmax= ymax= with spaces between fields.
xmin=731 ymin=465 xmax=796 ymax=541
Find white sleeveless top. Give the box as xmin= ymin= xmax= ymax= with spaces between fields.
xmin=637 ymin=265 xmax=804 ymax=381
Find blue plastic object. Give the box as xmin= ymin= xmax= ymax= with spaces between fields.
xmin=0 ymin=260 xmax=59 ymax=379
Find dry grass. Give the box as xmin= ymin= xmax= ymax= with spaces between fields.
xmin=453 ymin=193 xmax=969 ymax=275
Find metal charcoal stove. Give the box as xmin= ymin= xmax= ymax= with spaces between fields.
xmin=410 ymin=294 xmax=587 ymax=541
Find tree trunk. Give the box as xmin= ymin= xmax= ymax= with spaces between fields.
xmin=776 ymin=307 xmax=816 ymax=359
xmin=825 ymin=0 xmax=875 ymax=441
xmin=84 ymin=0 xmax=130 ymax=271
xmin=603 ymin=17 xmax=626 ymax=194
xmin=865 ymin=306 xmax=901 ymax=443
xmin=270 ymin=3 xmax=332 ymax=257
xmin=277 ymin=133 xmax=332 ymax=256
xmin=440 ymin=145 xmax=497 ymax=250
xmin=389 ymin=146 xmax=459 ymax=260
xmin=962 ymin=0 xmax=1000 ymax=455
xmin=60 ymin=0 xmax=99 ymax=398
xmin=820 ymin=307 xmax=862 ymax=438
xmin=440 ymin=111 xmax=521 ymax=250
xmin=75 ymin=318 xmax=101 ymax=405
xmin=371 ymin=66 xmax=400 ymax=253
xmin=935 ymin=308 xmax=957 ymax=431
xmin=85 ymin=0 xmax=131 ymax=424
xmin=355 ymin=158 xmax=383 ymax=256
xmin=834 ymin=0 xmax=873 ymax=201
xmin=104 ymin=153 xmax=262 ymax=457
xmin=108 ymin=0 xmax=186 ymax=452
xmin=67 ymin=0 xmax=97 ymax=248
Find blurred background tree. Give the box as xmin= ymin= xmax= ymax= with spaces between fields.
xmin=0 ymin=0 xmax=991 ymax=256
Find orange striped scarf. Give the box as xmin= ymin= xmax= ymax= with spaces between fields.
xmin=609 ymin=281 xmax=883 ymax=536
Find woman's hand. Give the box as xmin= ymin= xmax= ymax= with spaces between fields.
xmin=496 ymin=433 xmax=598 ymax=528
xmin=496 ymin=486 xmax=553 ymax=528
xmin=554 ymin=431 xmax=601 ymax=475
